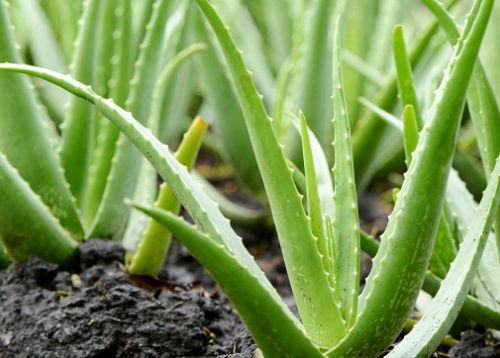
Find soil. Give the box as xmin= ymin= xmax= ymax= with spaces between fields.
xmin=0 ymin=187 xmax=499 ymax=357
xmin=0 ymin=240 xmax=255 ymax=358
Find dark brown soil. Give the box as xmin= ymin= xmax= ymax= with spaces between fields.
xmin=0 ymin=240 xmax=255 ymax=358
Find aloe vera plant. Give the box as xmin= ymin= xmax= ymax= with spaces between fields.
xmin=0 ymin=0 xmax=211 ymax=273
xmin=1 ymin=0 xmax=500 ymax=357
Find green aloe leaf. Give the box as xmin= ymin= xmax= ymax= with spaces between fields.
xmin=88 ymin=0 xmax=173 ymax=237
xmin=127 ymin=116 xmax=207 ymax=276
xmin=192 ymin=8 xmax=264 ymax=195
xmin=59 ymin=0 xmax=100 ymax=212
xmin=388 ymin=154 xmax=500 ymax=357
xmin=15 ymin=0 xmax=68 ymax=123
xmin=0 ymin=153 xmax=77 ymax=267
xmin=328 ymin=0 xmax=494 ymax=356
xmin=352 ymin=0 xmax=458 ymax=190
xmin=194 ymin=0 xmax=344 ymax=346
xmin=84 ymin=0 xmax=133 ymax=228
xmin=287 ymin=0 xmax=334 ymax=164
xmin=0 ymin=0 xmax=83 ymax=237
xmin=422 ymin=0 xmax=500 ymax=318
xmin=331 ymin=19 xmax=360 ymax=329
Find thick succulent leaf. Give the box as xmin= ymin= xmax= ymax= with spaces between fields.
xmin=194 ymin=0 xmax=344 ymax=346
xmin=130 ymin=204 xmax=323 ymax=358
xmin=481 ymin=0 xmax=500 ymax=99
xmin=38 ymin=0 xmax=81 ymax=62
xmin=261 ymin=0 xmax=292 ymax=71
xmin=156 ymin=2 xmax=195 ymax=145
xmin=84 ymin=0 xmax=133 ymax=227
xmin=331 ymin=19 xmax=360 ymax=328
xmin=88 ymin=0 xmax=173 ymax=237
xmin=0 ymin=154 xmax=78 ymax=267
xmin=122 ymin=42 xmax=207 ymax=252
xmin=0 ymin=0 xmax=83 ymax=237
xmin=192 ymin=8 xmax=264 ymax=195
xmin=362 ymin=96 xmax=459 ymax=280
xmin=422 ymin=272 xmax=500 ymax=331
xmin=342 ymin=0 xmax=378 ymax=123
xmin=16 ymin=0 xmax=68 ymax=122
xmin=352 ymin=0 xmax=459 ymax=190
xmin=299 ymin=112 xmax=337 ymax=292
xmin=362 ymin=224 xmax=500 ymax=331
xmin=402 ymin=105 xmax=419 ymax=166
xmin=446 ymin=168 xmax=500 ymax=322
xmin=59 ymin=0 xmax=100 ymax=211
xmin=422 ymin=0 xmax=500 ymax=318
xmin=287 ymin=0 xmax=335 ymax=164
xmin=207 ymin=0 xmax=275 ymax=103
xmin=422 ymin=0 xmax=500 ymax=178
xmin=191 ymin=171 xmax=272 ymax=232
xmin=393 ymin=26 xmax=423 ymax=128
xmin=127 ymin=117 xmax=208 ymax=276
xmin=388 ymin=154 xmax=500 ymax=357
xmin=328 ymin=1 xmax=494 ymax=356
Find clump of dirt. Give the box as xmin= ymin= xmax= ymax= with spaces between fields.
xmin=448 ymin=331 xmax=499 ymax=358
xmin=0 ymin=240 xmax=256 ymax=358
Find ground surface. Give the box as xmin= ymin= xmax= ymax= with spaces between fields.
xmin=0 ymin=240 xmax=255 ymax=358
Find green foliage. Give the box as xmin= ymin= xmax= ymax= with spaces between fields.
xmin=1 ymin=0 xmax=500 ymax=357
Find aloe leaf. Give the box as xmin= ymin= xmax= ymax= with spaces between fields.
xmin=130 ymin=204 xmax=323 ymax=358
xmin=287 ymin=0 xmax=334 ymax=164
xmin=352 ymin=0 xmax=458 ymax=190
xmin=300 ymin=111 xmax=325 ymax=244
xmin=122 ymin=42 xmax=207 ymax=251
xmin=16 ymin=0 xmax=68 ymax=123
xmin=328 ymin=1 xmax=494 ymax=356
xmin=89 ymin=0 xmax=173 ymax=237
xmin=127 ymin=117 xmax=207 ymax=276
xmin=299 ymin=112 xmax=334 ymax=288
xmin=260 ymin=0 xmax=292 ymax=71
xmin=342 ymin=51 xmax=386 ymax=89
xmin=331 ymin=19 xmax=361 ymax=329
xmin=362 ymin=94 xmax=458 ymax=281
xmin=191 ymin=171 xmax=272 ymax=232
xmin=0 ymin=154 xmax=78 ymax=267
xmin=194 ymin=0 xmax=344 ymax=346
xmin=388 ymin=154 xmax=500 ymax=357
xmin=402 ymin=105 xmax=419 ymax=166
xmin=342 ymin=0 xmax=378 ymax=123
xmin=59 ymin=0 xmax=100 ymax=212
xmin=0 ymin=63 xmax=289 ymax=326
xmin=393 ymin=26 xmax=423 ymax=128
xmin=422 ymin=0 xmax=500 ymax=315
xmin=132 ymin=0 xmax=155 ymax=56
xmin=0 ymin=0 xmax=83 ymax=237
xmin=84 ymin=0 xmax=133 ymax=227
xmin=156 ymin=2 xmax=195 ymax=145
xmin=207 ymin=0 xmax=275 ymax=103
xmin=38 ymin=0 xmax=81 ymax=62
xmin=358 ymin=97 xmax=403 ymax=130
xmin=361 ymin=224 xmax=500 ymax=331
xmin=192 ymin=8 xmax=264 ymax=195
xmin=446 ymin=169 xmax=500 ymax=323
xmin=422 ymin=0 xmax=500 ymax=177
xmin=481 ymin=1 xmax=500 ymax=99
xmin=422 ymin=272 xmax=500 ymax=331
